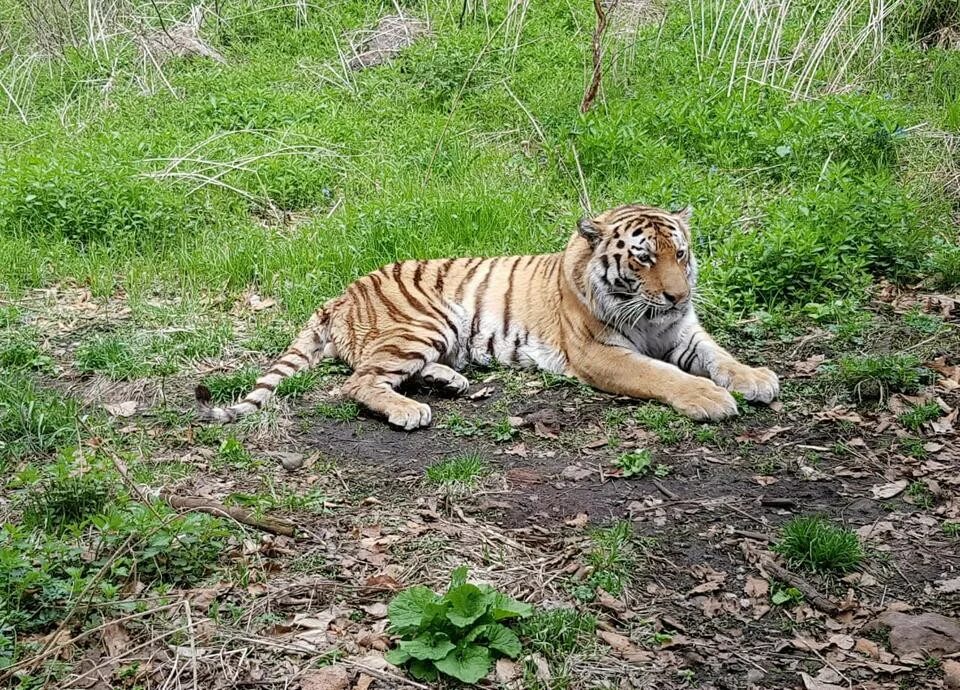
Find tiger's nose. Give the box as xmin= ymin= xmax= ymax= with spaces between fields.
xmin=663 ymin=290 xmax=687 ymax=305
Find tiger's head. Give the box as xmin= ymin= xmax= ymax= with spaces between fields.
xmin=574 ymin=204 xmax=697 ymax=324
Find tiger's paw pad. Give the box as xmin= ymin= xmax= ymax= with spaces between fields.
xmin=670 ymin=383 xmax=739 ymax=422
xmin=714 ymin=364 xmax=780 ymax=403
xmin=386 ymin=400 xmax=432 ymax=430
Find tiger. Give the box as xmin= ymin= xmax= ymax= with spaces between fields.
xmin=196 ymin=204 xmax=779 ymax=429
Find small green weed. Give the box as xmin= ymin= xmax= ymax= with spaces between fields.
xmin=774 ymin=516 xmax=863 ymax=573
xmin=614 ymin=449 xmax=653 ymax=477
xmin=438 ymin=412 xmax=480 ymax=437
xmin=832 ymin=354 xmax=928 ymax=400
xmin=217 ymin=436 xmax=256 ymax=469
xmin=587 ymin=521 xmax=635 ymax=596
xmin=385 ymin=566 xmax=532 ymax=684
xmin=770 ymin=585 xmax=804 ymax=606
xmin=426 ymin=454 xmax=488 ymax=486
xmin=275 ymin=370 xmax=321 ymax=398
xmin=633 ymin=404 xmax=692 ymax=444
xmin=314 ymin=400 xmax=360 ymax=421
xmin=23 ymin=471 xmax=114 ymax=533
xmin=898 ymin=402 xmax=942 ymax=432
xmin=0 ymin=377 xmax=85 ymax=457
xmin=518 ymin=608 xmax=596 ymax=660
xmin=903 ymin=308 xmax=944 ymax=335
xmin=943 ymin=522 xmax=960 ymax=538
xmin=489 ymin=418 xmax=518 ymax=442
xmin=0 ymin=331 xmax=54 ymax=372
xmin=75 ymin=333 xmax=148 ymax=379
xmin=906 ymin=481 xmax=934 ymax=509
xmin=900 ymin=437 xmax=929 ymax=459
xmin=200 ymin=369 xmax=258 ymax=403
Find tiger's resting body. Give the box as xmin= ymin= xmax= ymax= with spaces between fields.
xmin=197 ymin=204 xmax=779 ymax=429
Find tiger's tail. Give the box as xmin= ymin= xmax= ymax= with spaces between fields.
xmin=195 ymin=309 xmax=331 ymax=423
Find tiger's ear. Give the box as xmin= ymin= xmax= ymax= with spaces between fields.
xmin=676 ymin=206 xmax=693 ymax=222
xmin=577 ymin=218 xmax=601 ymax=247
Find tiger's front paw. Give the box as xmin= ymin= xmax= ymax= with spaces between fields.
xmin=712 ymin=362 xmax=780 ymax=403
xmin=386 ymin=400 xmax=433 ymax=430
xmin=669 ymin=381 xmax=739 ymax=422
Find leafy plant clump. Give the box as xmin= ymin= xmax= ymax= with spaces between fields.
xmin=23 ymin=473 xmax=114 ymax=533
xmin=898 ymin=402 xmax=942 ymax=432
xmin=426 ymin=453 xmax=488 ymax=486
xmin=832 ymin=354 xmax=929 ymax=400
xmin=614 ymin=449 xmax=653 ymax=477
xmin=385 ymin=567 xmax=532 ymax=683
xmin=774 ymin=516 xmax=863 ymax=573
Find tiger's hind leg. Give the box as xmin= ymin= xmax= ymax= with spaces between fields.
xmin=418 ymin=363 xmax=469 ymax=395
xmin=341 ymin=334 xmax=441 ymax=430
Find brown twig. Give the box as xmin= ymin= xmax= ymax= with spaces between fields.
xmin=580 ymin=0 xmax=616 ymax=113
xmin=762 ymin=559 xmax=839 ymax=615
xmin=652 ymin=480 xmax=678 ymax=500
xmin=159 ymin=490 xmax=297 ymax=537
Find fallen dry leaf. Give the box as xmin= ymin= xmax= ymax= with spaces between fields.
xmin=300 ymin=665 xmax=350 ymax=690
xmin=564 ymin=513 xmax=589 ymax=528
xmin=495 ymin=658 xmax=520 ymax=683
xmin=101 ymin=621 xmax=130 ymax=657
xmin=364 ymin=574 xmax=401 ymax=592
xmin=854 ymin=637 xmax=880 ymax=659
xmin=596 ymin=588 xmax=628 ymax=614
xmin=870 ymin=480 xmax=908 ymax=500
xmin=744 ymin=576 xmax=769 ymax=599
xmin=560 ymin=464 xmax=593 ymax=481
xmin=793 ymin=354 xmax=826 ymax=378
xmin=104 ymin=401 xmax=138 ymax=418
xmin=737 ymin=425 xmax=792 ymax=443
xmin=800 ymin=671 xmax=844 ymax=690
xmin=353 ymin=674 xmax=374 ymax=690
xmin=597 ymin=630 xmax=654 ymax=663
xmin=360 ymin=602 xmax=388 ymax=619
xmin=944 ymin=659 xmax=960 ymax=690
xmin=870 ymin=611 xmax=960 ymax=662
xmin=468 ymin=386 xmax=494 ymax=400
xmin=938 ymin=577 xmax=960 ymax=594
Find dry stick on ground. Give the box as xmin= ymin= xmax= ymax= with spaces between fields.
xmin=580 ymin=0 xmax=616 ymax=113
xmin=762 ymin=558 xmax=840 ymax=616
xmin=158 ymin=490 xmax=297 ymax=537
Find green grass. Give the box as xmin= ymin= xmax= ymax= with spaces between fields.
xmin=519 ymin=608 xmax=597 ymax=660
xmin=314 ymin=400 xmax=361 ymax=421
xmin=903 ymin=308 xmax=945 ymax=335
xmin=216 ymin=436 xmax=256 ymax=469
xmin=22 ymin=472 xmax=114 ymax=533
xmin=633 ymin=404 xmax=694 ymax=444
xmin=75 ymin=326 xmax=231 ymax=380
xmin=0 ymin=376 xmax=86 ymax=458
xmin=907 ymin=481 xmax=935 ymax=509
xmin=586 ymin=521 xmax=636 ymax=596
xmin=774 ymin=516 xmax=863 ymax=573
xmin=425 ymin=453 xmax=488 ymax=486
xmin=898 ymin=402 xmax=942 ymax=431
xmin=832 ymin=354 xmax=929 ymax=400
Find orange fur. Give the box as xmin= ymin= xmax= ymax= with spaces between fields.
xmin=197 ymin=204 xmax=779 ymax=428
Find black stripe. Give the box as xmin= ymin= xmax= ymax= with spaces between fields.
xmin=502 ymin=257 xmax=520 ymax=337
xmin=679 ymin=336 xmax=702 ymax=370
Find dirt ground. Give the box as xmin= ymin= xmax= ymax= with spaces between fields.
xmin=12 ymin=284 xmax=960 ymax=690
